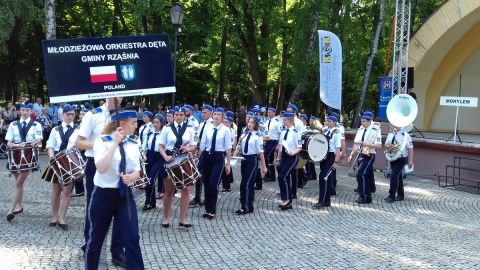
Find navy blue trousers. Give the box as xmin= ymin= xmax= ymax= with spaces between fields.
xmin=202 ymin=152 xmax=225 ymax=214
xmin=318 ymin=153 xmax=335 ymax=204
xmin=85 ymin=187 xmax=144 ymax=270
xmin=193 ymin=153 xmax=204 ymax=201
xmin=145 ymin=151 xmax=164 ymax=206
xmin=264 ymin=140 xmax=277 ymax=181
xmin=84 ymin=158 xmax=123 ymax=257
xmin=356 ymin=154 xmax=376 ymax=199
xmin=240 ymin=155 xmax=258 ymax=212
xmin=277 ymin=154 xmax=298 ymax=202
xmin=388 ymin=157 xmax=406 ymax=199
xmin=307 ymin=160 xmax=317 ymax=180
xmin=221 ymin=168 xmax=234 ymax=190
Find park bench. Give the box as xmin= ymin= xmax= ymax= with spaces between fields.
xmin=437 ymin=156 xmax=480 ymax=193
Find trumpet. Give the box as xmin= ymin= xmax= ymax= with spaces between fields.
xmin=347 ymin=122 xmax=381 ymax=177
xmin=234 ymin=132 xmax=248 ymax=157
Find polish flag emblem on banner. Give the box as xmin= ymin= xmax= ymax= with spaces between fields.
xmin=89 ymin=66 xmax=117 ymax=83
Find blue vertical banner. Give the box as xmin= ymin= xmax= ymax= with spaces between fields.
xmin=377 ymin=77 xmax=393 ymax=121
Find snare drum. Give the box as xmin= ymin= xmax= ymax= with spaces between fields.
xmin=7 ymin=142 xmax=39 ymax=173
xmin=299 ymin=132 xmax=329 ymax=162
xmin=164 ymin=153 xmax=200 ymax=189
xmin=49 ymin=148 xmax=86 ymax=186
xmin=130 ymin=159 xmax=149 ymax=190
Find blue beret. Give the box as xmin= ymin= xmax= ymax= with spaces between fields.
xmin=173 ymin=106 xmax=186 ymax=113
xmin=226 ymin=117 xmax=233 ymax=122
xmin=111 ymin=110 xmax=137 ymax=121
xmin=143 ymin=111 xmax=153 ymax=117
xmin=330 ymin=112 xmax=339 ymax=120
xmin=268 ymin=107 xmax=276 ymax=113
xmin=214 ymin=107 xmax=225 ymax=113
xmin=362 ymin=115 xmax=372 ymax=121
xmin=328 ymin=115 xmax=338 ymax=122
xmin=63 ymin=104 xmax=74 ymax=111
xmin=247 ymin=112 xmax=254 ymax=117
xmin=20 ymin=103 xmax=34 ymax=109
xmin=299 ymin=114 xmax=308 ymax=121
xmin=155 ymin=113 xmax=165 ymax=121
xmin=252 ymin=108 xmax=261 ymax=114
xmin=81 ymin=109 xmax=89 ymax=113
xmin=184 ymin=104 xmax=194 ymax=111
xmin=167 ymin=110 xmax=174 ymax=115
xmin=203 ymin=105 xmax=213 ymax=112
xmin=288 ymin=104 xmax=298 ymax=112
xmin=310 ymin=116 xmax=316 ymax=120
xmin=253 ymin=116 xmax=260 ymax=123
xmin=283 ymin=112 xmax=295 ymax=118
xmin=226 ymin=111 xmax=234 ymax=117
xmin=363 ymin=111 xmax=374 ymax=118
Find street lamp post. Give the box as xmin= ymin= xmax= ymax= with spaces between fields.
xmin=170 ymin=2 xmax=184 ymax=108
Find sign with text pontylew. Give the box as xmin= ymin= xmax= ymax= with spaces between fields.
xmin=439 ymin=96 xmax=478 ymax=107
xmin=42 ymin=35 xmax=175 ymax=103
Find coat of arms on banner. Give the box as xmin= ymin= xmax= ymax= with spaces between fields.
xmin=120 ymin=64 xmax=136 ymax=81
xmin=383 ymin=79 xmax=391 ymax=90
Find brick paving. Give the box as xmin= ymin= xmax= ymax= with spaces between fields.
xmin=1 ymin=154 xmax=479 ymax=269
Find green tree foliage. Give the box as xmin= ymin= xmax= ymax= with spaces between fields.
xmin=0 ymin=0 xmax=446 ymax=114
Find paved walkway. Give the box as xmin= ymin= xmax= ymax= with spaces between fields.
xmin=1 ymin=154 xmax=479 ymax=269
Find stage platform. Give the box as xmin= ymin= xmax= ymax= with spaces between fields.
xmin=344 ymin=127 xmax=480 ymax=177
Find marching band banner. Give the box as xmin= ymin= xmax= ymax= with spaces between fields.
xmin=377 ymin=77 xmax=393 ymax=121
xmin=318 ymin=30 xmax=342 ymax=110
xmin=42 ymin=35 xmax=175 ymax=103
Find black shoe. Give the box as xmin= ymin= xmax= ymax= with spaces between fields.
xmin=72 ymin=192 xmax=84 ymax=197
xmin=313 ymin=203 xmax=322 ymax=209
xmin=13 ymin=207 xmax=23 ymax=214
xmin=395 ymin=196 xmax=404 ymax=201
xmin=235 ymin=209 xmax=249 ymax=215
xmin=111 ymin=254 xmax=126 ymax=268
xmin=384 ymin=197 xmax=395 ymax=203
xmin=199 ymin=200 xmax=205 ymax=206
xmin=179 ymin=222 xmax=192 ymax=228
xmin=330 ymin=191 xmax=337 ymax=196
xmin=161 ymin=223 xmax=170 ymax=228
xmin=142 ymin=205 xmax=155 ymax=211
xmin=49 ymin=221 xmax=58 ymax=227
xmin=280 ymin=203 xmax=292 ymax=210
xmin=254 ymin=187 xmax=262 ymax=190
xmin=189 ymin=199 xmax=200 ymax=207
xmin=371 ymin=188 xmax=376 ymax=193
xmin=291 ymin=195 xmax=297 ymax=199
xmin=262 ymin=176 xmax=270 ymax=181
xmin=354 ymin=188 xmax=359 ymax=193
xmin=81 ymin=245 xmax=86 ymax=253
xmin=58 ymin=223 xmax=69 ymax=231
xmin=354 ymin=197 xmax=364 ymax=203
xmin=7 ymin=214 xmax=14 ymax=222
xmin=356 ymin=198 xmax=372 ymax=204
xmin=276 ymin=192 xmax=281 ymax=196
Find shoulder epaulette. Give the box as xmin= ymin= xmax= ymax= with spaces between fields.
xmin=55 ymin=126 xmax=59 ymax=131
xmin=275 ymin=118 xmax=279 ymax=122
xmin=165 ymin=123 xmax=170 ymax=127
xmin=127 ymin=137 xmax=138 ymax=144
xmin=372 ymin=127 xmax=378 ymax=131
xmin=332 ymin=129 xmax=340 ymax=134
xmin=359 ymin=126 xmax=365 ymax=130
xmin=13 ymin=122 xmax=18 ymax=126
xmin=293 ymin=129 xmax=298 ymax=133
xmin=100 ymin=135 xmax=113 ymax=142
xmin=256 ymin=132 xmax=260 ymax=136
xmin=33 ymin=122 xmax=37 ymax=126
xmin=90 ymin=107 xmax=102 ymax=114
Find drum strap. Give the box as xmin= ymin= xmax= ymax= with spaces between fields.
xmin=17 ymin=120 xmax=34 ymax=142
xmin=58 ymin=124 xmax=76 ymax=151
xmin=171 ymin=122 xmax=188 ymax=149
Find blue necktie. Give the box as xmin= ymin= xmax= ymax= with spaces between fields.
xmin=66 ymin=125 xmax=71 ymax=132
xmin=244 ymin=132 xmax=252 ymax=154
xmin=361 ymin=128 xmax=367 ymax=142
xmin=118 ymin=142 xmax=126 ymax=197
xmin=140 ymin=124 xmax=146 ymax=143
xmin=210 ymin=128 xmax=217 ymax=153
xmin=177 ymin=124 xmax=181 ymax=133
xmin=151 ymin=133 xmax=158 ymax=152
xmin=391 ymin=134 xmax=395 ymax=144
xmin=199 ymin=123 xmax=206 ymax=140
xmin=267 ymin=120 xmax=271 ymax=131
xmin=282 ymin=129 xmax=289 ymax=154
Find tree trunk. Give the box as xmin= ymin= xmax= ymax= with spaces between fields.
xmin=113 ymin=0 xmax=129 ymax=35
xmin=217 ymin=23 xmax=228 ymax=107
xmin=45 ymin=0 xmax=56 ymax=40
xmin=150 ymin=0 xmax=162 ymax=33
xmin=352 ymin=0 xmax=385 ymax=128
xmin=289 ymin=11 xmax=319 ymax=105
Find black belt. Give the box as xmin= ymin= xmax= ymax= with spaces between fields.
xmin=208 ymin=151 xmax=225 ymax=155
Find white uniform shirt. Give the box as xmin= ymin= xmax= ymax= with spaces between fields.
xmin=78 ymin=105 xmax=110 ymax=157
xmin=93 ymin=133 xmax=141 ymax=188
xmin=385 ymin=131 xmax=413 ymax=157
xmin=5 ymin=118 xmax=43 ymax=143
xmin=138 ymin=122 xmax=154 ymax=146
xmin=197 ymin=118 xmax=214 ymax=150
xmin=324 ymin=128 xmax=342 ymax=153
xmin=186 ymin=116 xmax=200 ymax=133
xmin=336 ymin=124 xmax=346 ymax=140
xmin=293 ymin=117 xmax=305 ymax=134
xmin=241 ymin=131 xmax=264 ymax=155
xmin=145 ymin=130 xmax=162 ymax=152
xmin=159 ymin=123 xmax=197 ymax=151
xmin=265 ymin=117 xmax=282 ymax=140
xmin=354 ymin=123 xmax=382 ymax=154
xmin=278 ymin=126 xmax=302 ymax=154
xmin=200 ymin=124 xmax=232 ymax=152
xmin=46 ymin=122 xmax=79 ymax=151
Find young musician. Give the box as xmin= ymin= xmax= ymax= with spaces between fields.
xmin=159 ymin=106 xmax=197 ymax=227
xmin=138 ymin=111 xmax=154 ymax=147
xmin=141 ymin=113 xmax=165 ymax=210
xmin=236 ymin=116 xmax=267 ymax=214
xmin=314 ymin=114 xmax=341 ymax=208
xmin=221 ymin=116 xmax=236 ymax=192
xmin=348 ymin=111 xmax=382 ymax=204
xmin=75 ymin=98 xmax=125 ymax=267
xmin=276 ymin=112 xmax=302 ymax=210
xmin=42 ymin=105 xmax=78 ymax=229
xmin=198 ymin=107 xmax=232 ymax=219
xmin=71 ymin=108 xmax=89 ymax=197
xmin=384 ymin=124 xmax=414 ymax=203
xmin=5 ymin=103 xmax=42 ymax=222
xmin=84 ymin=110 xmax=144 ymax=269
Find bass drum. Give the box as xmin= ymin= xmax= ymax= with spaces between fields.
xmin=299 ymin=132 xmax=329 ymax=162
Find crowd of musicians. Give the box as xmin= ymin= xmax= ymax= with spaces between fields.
xmin=3 ymin=98 xmax=414 ymax=269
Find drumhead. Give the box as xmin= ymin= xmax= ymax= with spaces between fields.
xmin=165 ymin=153 xmax=189 ymax=168
xmin=306 ymin=133 xmax=329 ymax=162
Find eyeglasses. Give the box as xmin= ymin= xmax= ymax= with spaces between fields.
xmin=65 ymin=113 xmax=75 ymax=117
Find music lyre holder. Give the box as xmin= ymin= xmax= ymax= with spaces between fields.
xmin=410 ymin=124 xmax=425 ymax=138
xmin=445 ymin=104 xmax=462 ymax=144
xmin=446 ymin=129 xmax=462 ymax=144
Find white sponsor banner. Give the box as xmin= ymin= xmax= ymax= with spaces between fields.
xmin=439 ymin=96 xmax=478 ymax=107
xmin=318 ymin=30 xmax=342 ymax=110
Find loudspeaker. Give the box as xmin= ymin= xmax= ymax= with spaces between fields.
xmin=401 ymin=67 xmax=414 ymax=89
